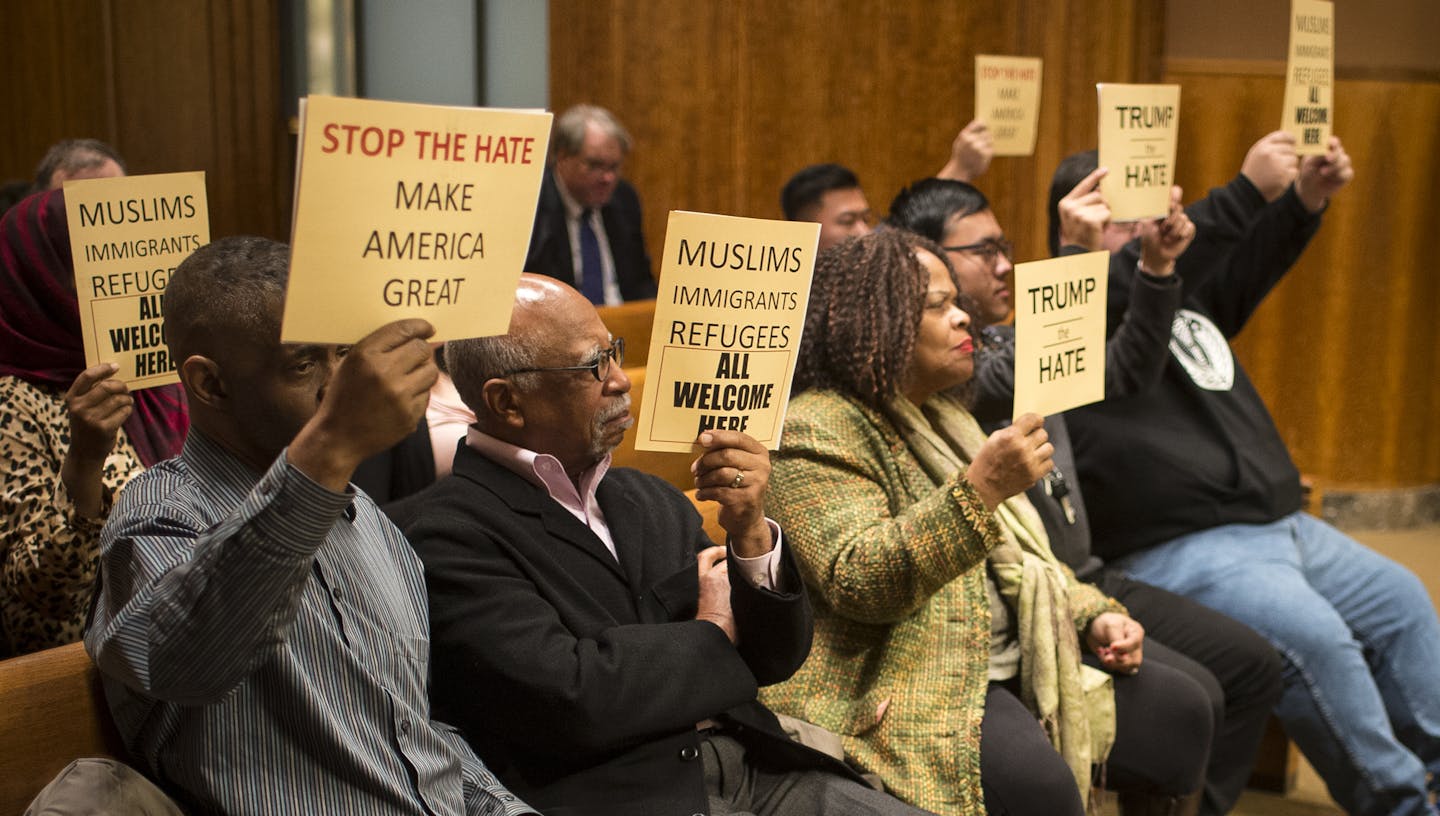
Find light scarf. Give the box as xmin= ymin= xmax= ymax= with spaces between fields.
xmin=884 ymin=392 xmax=1114 ymax=802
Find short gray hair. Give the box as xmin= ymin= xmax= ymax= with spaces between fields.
xmin=552 ymin=104 xmax=632 ymax=157
xmin=445 ymin=335 xmax=540 ymax=418
xmin=166 ymin=236 xmax=288 ymax=363
xmin=33 ymin=138 xmax=127 ymax=190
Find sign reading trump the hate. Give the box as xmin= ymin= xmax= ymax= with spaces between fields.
xmin=64 ymin=171 xmax=210 ymax=389
xmin=634 ymin=212 xmax=819 ymax=453
xmin=1097 ymin=83 xmax=1181 ymax=221
xmin=284 ymin=95 xmax=552 ymax=343
xmin=1012 ymin=251 xmax=1109 ymax=419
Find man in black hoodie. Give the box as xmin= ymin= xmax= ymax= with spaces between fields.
xmin=1059 ymin=137 xmax=1440 ymax=816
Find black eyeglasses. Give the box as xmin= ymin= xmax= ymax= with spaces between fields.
xmin=503 ymin=337 xmax=625 ymax=382
xmin=942 ymin=237 xmax=1014 ymax=267
xmin=580 ymin=157 xmax=623 ymax=175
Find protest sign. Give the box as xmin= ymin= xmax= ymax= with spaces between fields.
xmin=1012 ymin=251 xmax=1109 ymax=419
xmin=1282 ymin=0 xmax=1334 ymax=154
xmin=975 ymin=55 xmax=1043 ymax=156
xmin=64 ymin=171 xmax=209 ymax=389
xmin=1097 ymin=83 xmax=1181 ymax=221
xmin=284 ymin=95 xmax=551 ymax=342
xmin=634 ymin=211 xmax=819 ymax=452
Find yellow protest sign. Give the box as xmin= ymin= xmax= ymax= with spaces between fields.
xmin=975 ymin=55 xmax=1043 ymax=156
xmin=1097 ymin=83 xmax=1181 ymax=221
xmin=1282 ymin=0 xmax=1334 ymax=155
xmin=1012 ymin=251 xmax=1109 ymax=419
xmin=284 ymin=95 xmax=552 ymax=343
xmin=63 ymin=172 xmax=209 ymax=390
xmin=634 ymin=212 xmax=819 ymax=452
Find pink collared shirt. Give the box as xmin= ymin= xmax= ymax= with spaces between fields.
xmin=465 ymin=427 xmax=785 ymax=589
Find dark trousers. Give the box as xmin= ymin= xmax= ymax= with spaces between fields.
xmin=981 ymin=684 xmax=1087 ymax=816
xmin=1098 ymin=571 xmax=1285 ymax=816
xmin=700 ymin=733 xmax=932 ymax=816
xmin=981 ymin=653 xmax=1213 ymax=816
xmin=1096 ymin=641 xmax=1214 ymax=796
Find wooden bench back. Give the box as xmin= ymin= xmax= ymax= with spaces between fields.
xmin=0 ymin=641 xmax=127 ymax=814
xmin=596 ymin=299 xmax=657 ymax=368
xmin=610 ymin=366 xmax=697 ymax=491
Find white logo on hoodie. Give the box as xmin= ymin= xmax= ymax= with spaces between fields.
xmin=1169 ymin=309 xmax=1234 ymax=391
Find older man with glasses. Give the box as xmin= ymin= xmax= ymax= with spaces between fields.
xmin=524 ymin=104 xmax=656 ymax=304
xmin=402 ymin=274 xmax=932 ymax=816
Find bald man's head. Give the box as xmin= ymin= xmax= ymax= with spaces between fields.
xmin=446 ymin=274 xmax=632 ymax=477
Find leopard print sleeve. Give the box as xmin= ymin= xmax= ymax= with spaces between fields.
xmin=1 ymin=376 xmax=144 ymax=654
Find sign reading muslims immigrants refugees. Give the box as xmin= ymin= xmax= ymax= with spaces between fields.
xmin=64 ymin=171 xmax=209 ymax=389
xmin=1012 ymin=251 xmax=1109 ymax=420
xmin=634 ymin=212 xmax=819 ymax=452
xmin=284 ymin=95 xmax=552 ymax=342
xmin=1097 ymin=83 xmax=1181 ymax=221
xmin=1281 ymin=0 xmax=1334 ymax=154
xmin=975 ymin=55 xmax=1043 ymax=156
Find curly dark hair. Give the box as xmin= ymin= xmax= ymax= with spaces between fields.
xmin=795 ymin=228 xmax=963 ymax=408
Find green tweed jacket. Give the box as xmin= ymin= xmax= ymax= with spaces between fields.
xmin=760 ymin=389 xmax=1117 ymax=815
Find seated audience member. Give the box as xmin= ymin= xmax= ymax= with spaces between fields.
xmin=780 ymin=119 xmax=995 ymax=252
xmin=888 ymin=175 xmax=1284 ymax=816
xmin=781 ymin=163 xmax=875 ymax=252
xmin=525 ymin=104 xmax=656 ymax=304
xmin=406 ymin=274 xmax=929 ymax=816
xmin=84 ymin=237 xmax=530 ymax=816
xmin=0 ymin=189 xmax=187 ymax=657
xmin=759 ymin=230 xmax=1212 ymax=815
xmin=1060 ymin=138 xmax=1440 ymax=816
xmin=33 ymin=138 xmax=127 ymax=190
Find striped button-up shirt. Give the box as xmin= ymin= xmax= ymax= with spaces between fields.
xmin=85 ymin=431 xmax=533 ymax=816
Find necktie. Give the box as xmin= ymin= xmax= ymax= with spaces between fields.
xmin=578 ymin=209 xmax=605 ymax=304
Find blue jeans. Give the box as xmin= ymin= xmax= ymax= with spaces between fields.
xmin=1111 ymin=512 xmax=1440 ymax=816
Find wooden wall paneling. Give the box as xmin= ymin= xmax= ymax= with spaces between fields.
xmin=1166 ymin=64 xmax=1440 ymax=488
xmin=1322 ymin=78 xmax=1440 ymax=487
xmin=0 ymin=1 xmax=116 ymax=183
xmin=738 ymin=0 xmax=901 ymax=222
xmin=624 ymin=2 xmax=745 ymax=220
xmin=109 ymin=0 xmax=290 ymax=241
xmin=204 ymin=0 xmax=293 ymax=240
xmin=550 ymin=0 xmax=1164 ymax=281
xmin=109 ymin=2 xmax=217 ymax=207
xmin=2 ymin=2 xmax=290 ymax=241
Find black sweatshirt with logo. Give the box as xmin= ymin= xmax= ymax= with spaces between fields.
xmin=1065 ymin=177 xmax=1324 ymax=558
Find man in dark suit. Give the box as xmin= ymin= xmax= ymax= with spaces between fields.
xmin=524 ymin=105 xmax=655 ymax=304
xmin=405 ymin=275 xmax=926 ymax=816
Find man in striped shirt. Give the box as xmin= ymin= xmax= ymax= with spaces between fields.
xmin=85 ymin=236 xmax=532 ymax=816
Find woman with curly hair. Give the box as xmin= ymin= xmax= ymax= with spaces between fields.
xmin=759 ymin=229 xmax=1210 ymax=815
